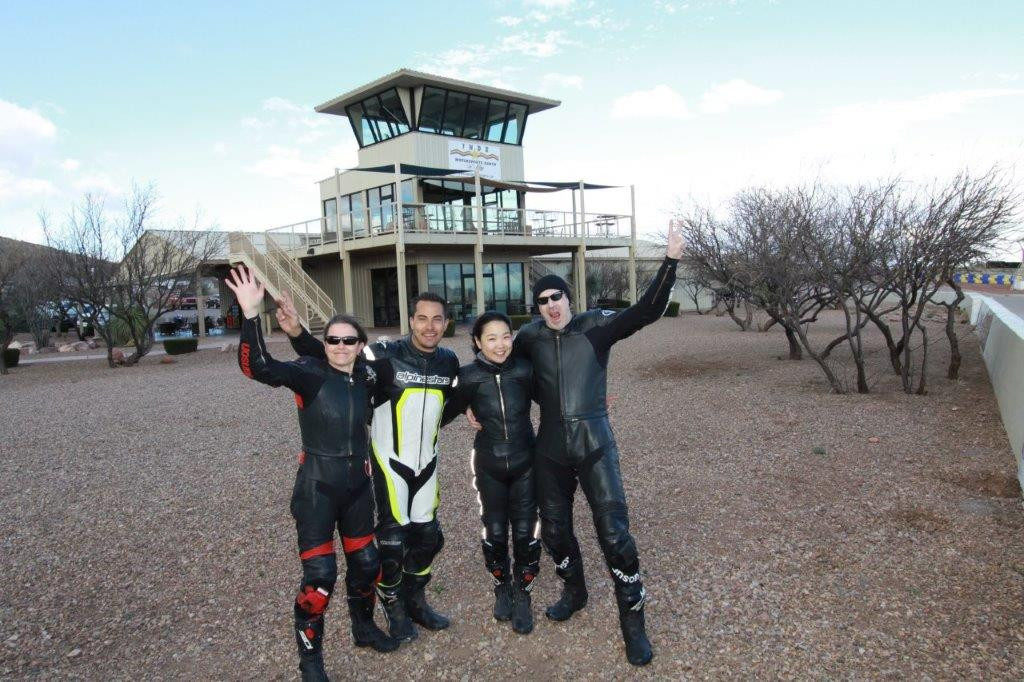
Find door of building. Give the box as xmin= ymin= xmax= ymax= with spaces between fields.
xmin=371 ymin=266 xmax=419 ymax=328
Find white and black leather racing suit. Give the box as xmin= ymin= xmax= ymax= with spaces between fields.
xmin=289 ymin=330 xmax=459 ymax=633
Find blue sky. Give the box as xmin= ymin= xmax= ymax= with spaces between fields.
xmin=2 ymin=0 xmax=1022 ymax=254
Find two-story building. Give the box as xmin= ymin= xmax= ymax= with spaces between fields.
xmin=229 ymin=69 xmax=640 ymax=334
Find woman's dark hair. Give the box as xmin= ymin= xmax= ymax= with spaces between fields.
xmin=471 ymin=311 xmax=512 ymax=353
xmin=323 ymin=313 xmax=368 ymax=344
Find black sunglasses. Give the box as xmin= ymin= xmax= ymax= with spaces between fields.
xmin=537 ymin=291 xmax=565 ymax=306
xmin=325 ymin=335 xmax=361 ymax=346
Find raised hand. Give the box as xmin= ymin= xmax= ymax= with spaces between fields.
xmin=224 ymin=265 xmax=264 ymax=319
xmin=667 ymin=219 xmax=685 ymax=260
xmin=274 ymin=289 xmax=302 ymax=337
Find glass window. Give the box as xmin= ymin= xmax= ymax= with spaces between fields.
xmin=346 ymin=102 xmax=375 ymax=146
xmin=441 ymin=91 xmax=468 ymax=136
xmin=418 ymin=87 xmax=446 ymax=134
xmin=503 ymin=103 xmax=528 ymax=144
xmin=485 ymin=99 xmax=509 ymax=142
xmin=462 ymin=95 xmax=489 ymax=140
xmin=401 ymin=179 xmax=414 ymax=204
xmin=427 ymin=264 xmax=445 ymax=297
xmin=349 ymin=192 xmax=365 ymax=234
xmin=367 ymin=187 xmax=381 ymax=229
xmin=378 ymin=89 xmax=410 ymax=134
xmin=323 ymin=198 xmax=337 ymax=231
xmin=493 ymin=263 xmax=508 ymax=301
xmin=445 ymin=264 xmax=462 ymax=304
xmin=508 ymin=262 xmax=523 ymax=302
xmin=360 ymin=96 xmax=391 ymax=141
xmin=462 ymin=270 xmax=475 ymax=311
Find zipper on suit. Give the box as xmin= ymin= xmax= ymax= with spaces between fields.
xmin=418 ymin=356 xmax=428 ymax=471
xmin=347 ymin=374 xmax=354 ymax=457
xmin=555 ymin=333 xmax=565 ymax=421
xmin=495 ymin=374 xmax=508 ymax=440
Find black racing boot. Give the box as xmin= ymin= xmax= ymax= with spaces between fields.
xmin=348 ymin=594 xmax=400 ymax=653
xmin=511 ymin=537 xmax=540 ymax=634
xmin=511 ymin=575 xmax=535 ymax=634
xmin=482 ymin=539 xmax=513 ymax=622
xmin=614 ymin=580 xmax=653 ymax=666
xmin=377 ymin=582 xmax=418 ymax=642
xmin=294 ymin=605 xmax=330 ymax=681
xmin=493 ymin=578 xmax=514 ymax=621
xmin=403 ymin=572 xmax=451 ymax=630
xmin=544 ymin=558 xmax=587 ymax=622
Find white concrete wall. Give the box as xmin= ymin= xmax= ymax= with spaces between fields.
xmin=967 ymin=293 xmax=1024 ymax=491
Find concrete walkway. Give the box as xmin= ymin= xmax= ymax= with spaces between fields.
xmin=17 ymin=333 xmax=287 ymax=365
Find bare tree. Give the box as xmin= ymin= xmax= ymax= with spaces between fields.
xmin=0 ymin=238 xmax=28 ymax=374
xmin=43 ymin=185 xmax=222 ymax=367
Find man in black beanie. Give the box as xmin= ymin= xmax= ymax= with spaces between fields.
xmin=504 ymin=224 xmax=684 ymax=666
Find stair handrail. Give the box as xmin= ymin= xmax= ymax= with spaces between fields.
xmin=262 ymin=231 xmax=335 ymax=321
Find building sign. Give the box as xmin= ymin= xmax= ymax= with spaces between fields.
xmin=448 ymin=141 xmax=501 ymax=180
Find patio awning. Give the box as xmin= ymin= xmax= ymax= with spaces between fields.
xmin=347 ymin=163 xmax=618 ymax=192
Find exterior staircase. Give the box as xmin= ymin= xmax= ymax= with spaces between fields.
xmin=228 ymin=232 xmax=333 ymax=335
xmin=528 ymin=258 xmax=575 ymax=302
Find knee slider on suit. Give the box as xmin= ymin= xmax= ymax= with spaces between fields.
xmin=343 ymin=541 xmax=381 ymax=594
xmin=405 ymin=519 xmax=444 ymax=571
xmin=296 ymin=554 xmax=336 ymax=617
xmin=592 ymin=502 xmax=637 ymax=571
xmin=539 ymin=505 xmax=575 ymax=560
xmin=376 ymin=524 xmax=406 ymax=579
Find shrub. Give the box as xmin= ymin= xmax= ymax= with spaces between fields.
xmin=443 ymin=319 xmax=456 ymax=338
xmin=163 ymin=338 xmax=198 ymax=355
xmin=2 ymin=347 xmax=20 ymax=367
xmin=664 ymin=301 xmax=680 ymax=318
xmin=509 ymin=314 xmax=532 ymax=330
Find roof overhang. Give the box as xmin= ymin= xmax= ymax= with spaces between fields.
xmin=315 ymin=68 xmax=561 ymax=117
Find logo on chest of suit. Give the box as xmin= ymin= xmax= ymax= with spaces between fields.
xmin=394 ymin=370 xmax=452 ymax=386
xmin=601 ymin=309 xmax=615 ymax=316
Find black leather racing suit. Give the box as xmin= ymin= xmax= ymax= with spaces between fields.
xmin=238 ymin=315 xmax=380 ymax=661
xmin=290 ymin=331 xmax=459 ymax=599
xmin=441 ymin=354 xmax=541 ymax=590
xmin=512 ymin=256 xmax=678 ymax=611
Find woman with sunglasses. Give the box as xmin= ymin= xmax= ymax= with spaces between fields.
xmin=225 ymin=265 xmax=397 ymax=682
xmin=441 ymin=311 xmax=541 ymax=635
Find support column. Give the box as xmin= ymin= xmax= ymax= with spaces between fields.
xmin=395 ymin=163 xmax=409 ymax=334
xmin=576 ymin=181 xmax=588 ymax=310
xmin=336 ymin=168 xmax=354 ymax=313
xmin=195 ymin=269 xmax=206 ymax=339
xmin=628 ymin=184 xmax=638 ymax=304
xmin=474 ymin=169 xmax=485 ymax=317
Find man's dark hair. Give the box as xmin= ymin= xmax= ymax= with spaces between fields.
xmin=470 ymin=311 xmax=512 ymax=353
xmin=323 ymin=313 xmax=368 ymax=344
xmin=410 ymin=291 xmax=448 ymax=319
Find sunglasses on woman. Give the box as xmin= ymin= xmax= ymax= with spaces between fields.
xmin=325 ymin=335 xmax=361 ymax=346
xmin=537 ymin=291 xmax=565 ymax=306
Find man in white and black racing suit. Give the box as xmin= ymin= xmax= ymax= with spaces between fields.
xmin=284 ymin=292 xmax=460 ymax=643
xmin=511 ymin=225 xmax=683 ymax=666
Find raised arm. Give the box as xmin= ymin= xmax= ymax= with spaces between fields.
xmin=595 ymin=222 xmax=683 ymax=343
xmin=225 ymin=265 xmax=315 ymax=392
xmin=273 ymin=289 xmax=328 ymax=361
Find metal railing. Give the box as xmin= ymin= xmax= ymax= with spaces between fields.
xmin=228 ymin=232 xmax=332 ymax=330
xmin=266 ymin=204 xmax=630 ymax=253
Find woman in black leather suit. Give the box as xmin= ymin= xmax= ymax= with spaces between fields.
xmin=442 ymin=311 xmax=540 ymax=634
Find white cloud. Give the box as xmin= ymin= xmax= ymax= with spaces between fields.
xmin=212 ymin=142 xmax=227 ymax=157
xmin=611 ymin=85 xmax=690 ymax=119
xmin=59 ymin=158 xmax=80 ymax=171
xmin=542 ymin=73 xmax=584 ymax=90
xmin=524 ymin=0 xmax=574 ymax=7
xmin=262 ymin=97 xmax=306 ymax=114
xmin=72 ymin=173 xmax=123 ymax=196
xmin=0 ymin=99 xmax=57 ymax=145
xmin=699 ymin=79 xmax=782 ymax=114
xmin=497 ymin=16 xmax=522 ymax=27
xmin=500 ymin=31 xmax=569 ymax=58
xmin=0 ymin=168 xmax=57 ymax=202
xmin=246 ymin=144 xmax=358 ymax=185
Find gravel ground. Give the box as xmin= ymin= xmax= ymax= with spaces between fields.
xmin=1 ymin=311 xmax=1021 ymax=680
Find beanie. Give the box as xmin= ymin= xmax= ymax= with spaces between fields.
xmin=533 ymin=274 xmax=570 ymax=304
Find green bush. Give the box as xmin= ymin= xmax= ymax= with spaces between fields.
xmin=509 ymin=314 xmax=532 ymax=330
xmin=2 ymin=347 xmax=20 ymax=367
xmin=664 ymin=301 xmax=680 ymax=318
xmin=443 ymin=319 xmax=456 ymax=338
xmin=109 ymin=308 xmax=148 ymax=346
xmin=163 ymin=338 xmax=198 ymax=355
